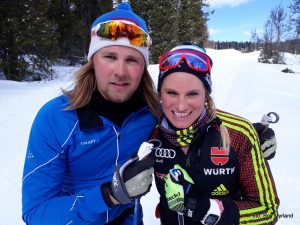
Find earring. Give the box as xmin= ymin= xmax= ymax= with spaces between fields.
xmin=205 ymin=100 xmax=208 ymax=108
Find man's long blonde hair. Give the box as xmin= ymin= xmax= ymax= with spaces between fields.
xmin=62 ymin=60 xmax=160 ymax=117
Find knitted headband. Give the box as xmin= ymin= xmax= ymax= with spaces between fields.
xmin=87 ymin=3 xmax=151 ymax=66
xmin=157 ymin=44 xmax=213 ymax=93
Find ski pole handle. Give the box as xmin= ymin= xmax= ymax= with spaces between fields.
xmin=133 ymin=142 xmax=154 ymax=225
xmin=137 ymin=142 xmax=153 ymax=160
xmin=260 ymin=112 xmax=280 ymax=125
xmin=260 ymin=112 xmax=280 ymax=133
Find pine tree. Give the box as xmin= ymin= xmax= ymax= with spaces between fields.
xmin=80 ymin=0 xmax=112 ymax=58
xmin=177 ymin=0 xmax=209 ymax=45
xmin=0 ymin=0 xmax=58 ymax=80
xmin=47 ymin=0 xmax=83 ymax=64
xmin=259 ymin=5 xmax=285 ymax=64
xmin=0 ymin=1 xmax=25 ymax=80
xmin=131 ymin=0 xmax=176 ymax=63
xmin=47 ymin=0 xmax=112 ymax=63
xmin=131 ymin=0 xmax=209 ymax=63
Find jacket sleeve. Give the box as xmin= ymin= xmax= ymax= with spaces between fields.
xmin=213 ymin=112 xmax=279 ymax=224
xmin=233 ymin=123 xmax=280 ymax=224
xmin=21 ymin=106 xmax=125 ymax=224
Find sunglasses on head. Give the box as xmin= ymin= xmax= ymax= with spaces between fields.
xmin=159 ymin=50 xmax=212 ymax=73
xmin=95 ymin=20 xmax=152 ymax=48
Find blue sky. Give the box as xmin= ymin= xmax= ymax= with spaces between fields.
xmin=206 ymin=0 xmax=293 ymax=42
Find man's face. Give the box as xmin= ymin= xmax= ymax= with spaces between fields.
xmin=93 ymin=45 xmax=145 ymax=103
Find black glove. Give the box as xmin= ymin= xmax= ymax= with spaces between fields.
xmin=253 ymin=122 xmax=277 ymax=160
xmin=101 ymin=156 xmax=154 ymax=207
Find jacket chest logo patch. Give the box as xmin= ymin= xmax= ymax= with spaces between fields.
xmin=155 ymin=148 xmax=176 ymax=159
xmin=155 ymin=172 xmax=166 ymax=181
xmin=210 ymin=147 xmax=229 ymax=166
xmin=211 ymin=184 xmax=229 ymax=196
xmin=80 ymin=139 xmax=99 ymax=145
xmin=203 ymin=167 xmax=235 ymax=175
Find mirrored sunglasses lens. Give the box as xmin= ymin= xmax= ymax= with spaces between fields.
xmin=130 ymin=35 xmax=147 ymax=47
xmin=161 ymin=53 xmax=182 ymax=68
xmin=97 ymin=21 xmax=148 ymax=47
xmin=97 ymin=22 xmax=119 ymax=40
xmin=185 ymin=55 xmax=208 ymax=71
xmin=160 ymin=51 xmax=210 ymax=72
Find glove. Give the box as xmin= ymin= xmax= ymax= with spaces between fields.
xmin=253 ymin=122 xmax=277 ymax=160
xmin=165 ymin=164 xmax=194 ymax=212
xmin=165 ymin=165 xmax=223 ymax=224
xmin=101 ymin=156 xmax=154 ymax=207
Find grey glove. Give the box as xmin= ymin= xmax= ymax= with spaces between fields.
xmin=101 ymin=156 xmax=154 ymax=207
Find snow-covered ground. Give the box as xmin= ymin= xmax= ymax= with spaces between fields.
xmin=0 ymin=50 xmax=299 ymax=224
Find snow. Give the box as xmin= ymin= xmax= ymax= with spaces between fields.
xmin=0 ymin=50 xmax=299 ymax=224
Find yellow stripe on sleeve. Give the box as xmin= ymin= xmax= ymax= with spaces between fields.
xmin=217 ymin=111 xmax=278 ymax=224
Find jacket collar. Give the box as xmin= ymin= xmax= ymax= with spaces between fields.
xmin=75 ymin=89 xmax=148 ymax=130
xmin=76 ymin=104 xmax=103 ymax=130
xmin=75 ymin=101 xmax=150 ymax=131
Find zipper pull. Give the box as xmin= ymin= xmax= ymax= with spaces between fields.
xmin=186 ymin=154 xmax=191 ymax=167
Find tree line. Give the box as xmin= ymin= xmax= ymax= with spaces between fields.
xmin=0 ymin=0 xmax=113 ymax=81
xmin=0 ymin=0 xmax=299 ymax=81
xmin=0 ymin=0 xmax=209 ymax=81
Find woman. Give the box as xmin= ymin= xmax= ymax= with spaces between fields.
xmin=150 ymin=44 xmax=279 ymax=225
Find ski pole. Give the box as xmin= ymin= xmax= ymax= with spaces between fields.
xmin=133 ymin=198 xmax=140 ymax=225
xmin=177 ymin=212 xmax=185 ymax=225
xmin=169 ymin=168 xmax=185 ymax=225
xmin=133 ymin=142 xmax=154 ymax=225
xmin=259 ymin=112 xmax=279 ymax=159
xmin=260 ymin=112 xmax=280 ymax=133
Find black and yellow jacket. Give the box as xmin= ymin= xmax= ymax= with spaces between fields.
xmin=150 ymin=110 xmax=279 ymax=225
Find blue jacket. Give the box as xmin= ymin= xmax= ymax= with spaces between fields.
xmin=22 ymin=94 xmax=157 ymax=224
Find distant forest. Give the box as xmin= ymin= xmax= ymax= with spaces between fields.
xmin=207 ymin=39 xmax=299 ymax=53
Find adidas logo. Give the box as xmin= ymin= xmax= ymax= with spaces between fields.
xmin=211 ymin=184 xmax=229 ymax=196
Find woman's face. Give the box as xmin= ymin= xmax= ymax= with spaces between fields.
xmin=160 ymin=72 xmax=206 ymax=129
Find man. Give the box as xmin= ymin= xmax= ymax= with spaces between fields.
xmin=22 ymin=3 xmax=158 ymax=224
